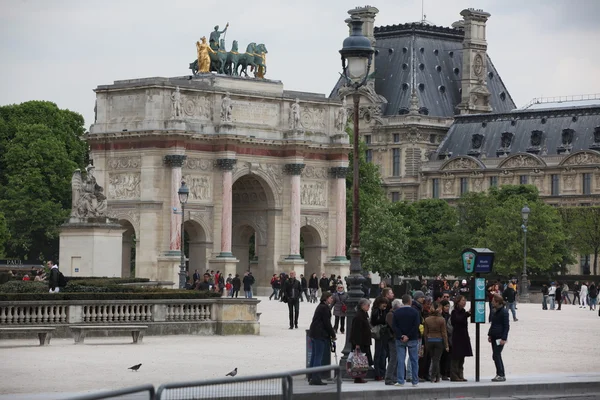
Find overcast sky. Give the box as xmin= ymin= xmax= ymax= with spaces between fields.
xmin=1 ymin=0 xmax=599 ymax=127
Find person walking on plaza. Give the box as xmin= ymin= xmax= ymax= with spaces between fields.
xmin=588 ymin=283 xmax=598 ymax=311
xmin=556 ymin=282 xmax=563 ymax=311
xmin=440 ymin=300 xmax=452 ymax=381
xmin=488 ymin=294 xmax=510 ymax=382
xmin=393 ymin=294 xmax=421 ymax=387
xmin=300 ymin=274 xmax=309 ymax=302
xmin=572 ymin=281 xmax=580 ymax=306
xmin=230 ymin=274 xmax=241 ymax=298
xmin=450 ymin=295 xmax=472 ymax=382
xmin=541 ymin=284 xmax=549 ymax=310
xmin=502 ymin=283 xmax=518 ymax=321
xmin=308 ymin=273 xmax=319 ymax=303
xmin=48 ymin=261 xmax=61 ymax=293
xmin=331 ymin=284 xmax=348 ymax=334
xmin=548 ymin=282 xmax=557 ymax=310
xmin=349 ymin=298 xmax=373 ymax=384
xmin=384 ymin=299 xmax=401 ymax=385
xmin=283 ymin=271 xmax=302 ymax=329
xmin=562 ymin=282 xmax=571 ymax=305
xmin=579 ymin=282 xmax=588 ymax=308
xmin=319 ymin=273 xmax=329 ymax=296
xmin=269 ymin=274 xmax=280 ymax=300
xmin=424 ymin=302 xmax=449 ymax=383
xmin=308 ymin=291 xmax=336 ymax=386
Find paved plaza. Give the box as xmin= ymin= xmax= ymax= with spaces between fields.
xmin=1 ymin=297 xmax=599 ymax=399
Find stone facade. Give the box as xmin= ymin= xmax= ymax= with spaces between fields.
xmin=87 ymin=75 xmax=350 ymax=292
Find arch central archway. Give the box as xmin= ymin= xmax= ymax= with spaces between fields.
xmin=231 ymin=173 xmax=276 ymax=294
xmin=300 ymin=225 xmax=324 ymax=282
xmin=184 ymin=219 xmax=209 ymax=278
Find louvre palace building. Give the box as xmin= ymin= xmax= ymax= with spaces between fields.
xmin=332 ymin=6 xmax=600 ymax=274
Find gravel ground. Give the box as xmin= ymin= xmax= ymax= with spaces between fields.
xmin=1 ymin=298 xmax=599 ymax=397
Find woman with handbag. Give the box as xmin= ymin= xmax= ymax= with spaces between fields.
xmin=331 ymin=284 xmax=349 ymax=334
xmin=370 ymin=296 xmax=389 ymax=381
xmin=350 ymin=298 xmax=373 ymax=383
xmin=450 ymin=295 xmax=472 ymax=381
xmin=423 ymin=302 xmax=449 ymax=383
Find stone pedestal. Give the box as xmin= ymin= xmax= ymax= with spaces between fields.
xmin=156 ymin=254 xmax=180 ymax=287
xmin=323 ymin=260 xmax=350 ymax=282
xmin=59 ymin=218 xmax=124 ymax=277
xmin=277 ymin=258 xmax=307 ymax=278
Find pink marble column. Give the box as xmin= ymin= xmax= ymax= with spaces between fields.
xmin=164 ymin=155 xmax=187 ymax=252
xmin=331 ymin=167 xmax=349 ymax=260
xmin=216 ymin=159 xmax=236 ymax=257
xmin=285 ymin=163 xmax=305 ymax=259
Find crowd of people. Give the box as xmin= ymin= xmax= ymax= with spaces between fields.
xmin=307 ymin=274 xmax=511 ymax=387
xmin=541 ymin=280 xmax=599 ymax=311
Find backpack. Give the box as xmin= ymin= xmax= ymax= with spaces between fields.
xmin=57 ymin=271 xmax=67 ymax=287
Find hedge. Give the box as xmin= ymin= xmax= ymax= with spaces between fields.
xmin=0 ymin=291 xmax=223 ymax=301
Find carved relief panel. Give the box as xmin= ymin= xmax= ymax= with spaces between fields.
xmin=471 ymin=172 xmax=484 ymax=192
xmin=562 ymin=169 xmax=577 ymax=192
xmin=301 ymin=181 xmax=327 ymax=207
xmin=108 ymin=173 xmax=141 ymax=200
xmin=499 ymin=171 xmax=515 ymax=186
xmin=231 ymin=100 xmax=279 ymax=126
xmin=441 ymin=173 xmax=455 ymax=197
xmin=183 ymin=158 xmax=214 ymax=171
xmin=107 ymin=157 xmax=141 ymax=170
xmin=301 ymin=106 xmax=327 ymax=131
xmin=183 ymin=175 xmax=212 ymax=201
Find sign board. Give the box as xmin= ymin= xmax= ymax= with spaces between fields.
xmin=474 ymin=301 xmax=486 ymax=323
xmin=474 ymin=278 xmax=486 ymax=300
xmin=461 ymin=248 xmax=495 ymax=274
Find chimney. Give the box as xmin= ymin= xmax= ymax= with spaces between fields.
xmin=456 ymin=8 xmax=492 ymax=115
xmin=346 ymin=5 xmax=379 ymax=73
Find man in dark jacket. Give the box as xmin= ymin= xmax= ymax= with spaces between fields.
xmin=283 ymin=271 xmax=302 ymax=329
xmin=47 ymin=261 xmax=60 ymax=293
xmin=242 ymin=272 xmax=254 ymax=298
xmin=393 ymin=294 xmax=421 ymax=386
xmin=488 ymin=295 xmax=510 ymax=382
xmin=300 ymin=274 xmax=309 ymax=302
xmin=308 ymin=291 xmax=336 ymax=385
xmin=319 ymin=273 xmax=329 ymax=295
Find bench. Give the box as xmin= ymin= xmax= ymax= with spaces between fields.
xmin=68 ymin=325 xmax=148 ymax=345
xmin=0 ymin=326 xmax=56 ymax=346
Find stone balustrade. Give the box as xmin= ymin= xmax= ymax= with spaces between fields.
xmin=0 ymin=298 xmax=259 ymax=338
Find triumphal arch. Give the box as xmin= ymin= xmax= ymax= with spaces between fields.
xmin=87 ymin=73 xmax=351 ymax=293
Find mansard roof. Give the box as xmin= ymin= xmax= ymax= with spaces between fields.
xmin=434 ymin=105 xmax=600 ymax=159
xmin=372 ymin=23 xmax=516 ymax=118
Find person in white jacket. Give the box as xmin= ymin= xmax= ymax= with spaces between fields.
xmin=579 ymin=282 xmax=589 ymax=308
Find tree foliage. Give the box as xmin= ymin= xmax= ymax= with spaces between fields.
xmin=0 ymin=101 xmax=88 ymax=261
xmin=559 ymin=207 xmax=600 ymax=275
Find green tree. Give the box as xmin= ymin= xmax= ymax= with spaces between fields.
xmin=456 ymin=185 xmax=567 ymax=277
xmin=0 ymin=212 xmax=9 ymax=257
xmin=0 ymin=101 xmax=87 ymax=261
xmin=559 ymin=207 xmax=600 ymax=275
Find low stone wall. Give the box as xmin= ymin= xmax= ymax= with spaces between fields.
xmin=0 ymin=298 xmax=259 ymax=339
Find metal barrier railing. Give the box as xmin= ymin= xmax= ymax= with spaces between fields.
xmin=62 ymin=366 xmax=340 ymax=400
xmin=64 ymin=384 xmax=155 ymax=400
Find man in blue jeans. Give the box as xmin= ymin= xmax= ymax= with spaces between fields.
xmin=308 ymin=291 xmax=336 ymax=385
xmin=392 ymin=294 xmax=421 ymax=387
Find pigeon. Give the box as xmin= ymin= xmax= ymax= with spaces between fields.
xmin=128 ymin=363 xmax=142 ymax=372
xmin=225 ymin=367 xmax=238 ymax=377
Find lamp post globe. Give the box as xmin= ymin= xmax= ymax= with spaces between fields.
xmin=338 ymin=16 xmax=374 ymax=376
xmin=520 ymin=204 xmax=530 ymax=302
xmin=178 ymin=181 xmax=189 ymax=289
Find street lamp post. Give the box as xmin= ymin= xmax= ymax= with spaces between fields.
xmin=520 ymin=205 xmax=530 ymax=303
xmin=178 ymin=181 xmax=189 ymax=289
xmin=338 ymin=17 xmax=374 ymax=371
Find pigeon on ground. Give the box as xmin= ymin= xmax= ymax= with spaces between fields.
xmin=128 ymin=363 xmax=142 ymax=371
xmin=225 ymin=367 xmax=238 ymax=377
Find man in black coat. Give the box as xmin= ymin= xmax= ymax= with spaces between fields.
xmin=308 ymin=291 xmax=336 ymax=385
xmin=300 ymin=274 xmax=309 ymax=302
xmin=319 ymin=273 xmax=329 ymax=296
xmin=283 ymin=271 xmax=302 ymax=329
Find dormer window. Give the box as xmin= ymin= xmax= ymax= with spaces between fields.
xmin=558 ymin=128 xmax=574 ymax=154
xmin=497 ymin=132 xmax=513 ymax=157
xmin=527 ymin=130 xmax=543 ymax=154
xmin=468 ymin=133 xmax=484 ymax=157
xmin=590 ymin=126 xmax=600 ymax=150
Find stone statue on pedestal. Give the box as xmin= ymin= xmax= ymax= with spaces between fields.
xmin=221 ymin=92 xmax=233 ymax=123
xmin=171 ymin=86 xmax=182 ymax=118
xmin=71 ymin=165 xmax=107 ymax=218
xmin=290 ymin=98 xmax=301 ymax=130
xmin=336 ymin=97 xmax=348 ymax=131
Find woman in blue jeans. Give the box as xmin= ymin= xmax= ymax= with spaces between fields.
xmin=488 ymin=294 xmax=510 ymax=382
xmin=308 ymin=291 xmax=336 ymax=385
